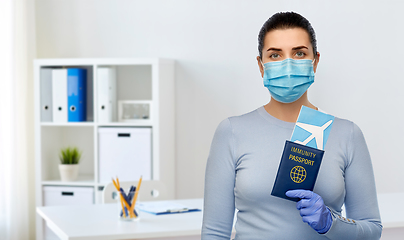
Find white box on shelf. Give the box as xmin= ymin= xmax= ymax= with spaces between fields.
xmin=118 ymin=100 xmax=152 ymax=122
xmin=98 ymin=127 xmax=152 ymax=184
xmin=43 ymin=186 xmax=94 ymax=206
xmin=42 ymin=186 xmax=94 ymax=240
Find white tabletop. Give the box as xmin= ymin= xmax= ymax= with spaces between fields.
xmin=378 ymin=192 xmax=404 ymax=228
xmin=37 ymin=198 xmax=204 ymax=240
xmin=37 ymin=193 xmax=404 ymax=240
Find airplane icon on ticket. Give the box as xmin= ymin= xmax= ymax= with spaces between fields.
xmin=290 ymin=106 xmax=335 ymax=151
xmin=294 ymin=120 xmax=333 ymax=151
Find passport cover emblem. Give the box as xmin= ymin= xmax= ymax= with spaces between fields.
xmin=290 ymin=166 xmax=306 ymax=183
xmin=271 ymin=106 xmax=334 ymax=201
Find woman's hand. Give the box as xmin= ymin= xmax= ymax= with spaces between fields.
xmin=285 ymin=190 xmax=332 ymax=234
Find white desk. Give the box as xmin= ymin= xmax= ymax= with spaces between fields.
xmin=37 ymin=199 xmax=204 ymax=240
xmin=378 ymin=193 xmax=404 ymax=240
xmin=378 ymin=193 xmax=404 ymax=228
xmin=37 ymin=194 xmax=404 ymax=240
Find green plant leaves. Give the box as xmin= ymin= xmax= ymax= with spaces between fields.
xmin=59 ymin=147 xmax=82 ymax=164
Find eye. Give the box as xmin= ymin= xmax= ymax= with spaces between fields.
xmin=270 ymin=53 xmax=280 ymax=59
xmin=295 ymin=51 xmax=306 ymax=58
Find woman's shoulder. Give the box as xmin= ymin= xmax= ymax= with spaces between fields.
xmin=333 ymin=116 xmax=354 ymax=128
xmin=225 ymin=107 xmax=263 ymax=126
xmin=215 ymin=107 xmax=263 ymax=132
xmin=229 ymin=107 xmax=262 ymax=120
xmin=327 ymin=114 xmax=365 ymax=143
xmin=318 ymin=108 xmax=360 ymax=130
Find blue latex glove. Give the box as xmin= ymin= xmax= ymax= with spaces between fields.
xmin=285 ymin=190 xmax=332 ymax=234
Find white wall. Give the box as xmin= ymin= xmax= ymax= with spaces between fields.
xmin=35 ymin=0 xmax=404 ymax=201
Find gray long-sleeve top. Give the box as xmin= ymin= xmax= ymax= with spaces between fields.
xmin=202 ymin=106 xmax=382 ymax=239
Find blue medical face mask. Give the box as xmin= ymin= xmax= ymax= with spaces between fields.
xmin=261 ymin=58 xmax=315 ymax=103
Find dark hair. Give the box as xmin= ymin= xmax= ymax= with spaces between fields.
xmin=258 ymin=12 xmax=317 ymax=59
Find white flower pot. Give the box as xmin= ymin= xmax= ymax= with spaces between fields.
xmin=59 ymin=164 xmax=79 ymax=181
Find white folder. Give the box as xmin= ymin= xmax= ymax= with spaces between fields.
xmin=97 ymin=67 xmax=117 ymax=123
xmin=40 ymin=68 xmax=53 ymax=122
xmin=52 ymin=69 xmax=68 ymax=123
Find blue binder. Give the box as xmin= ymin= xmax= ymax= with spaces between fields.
xmin=68 ymin=68 xmax=87 ymax=122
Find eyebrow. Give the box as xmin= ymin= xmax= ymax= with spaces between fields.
xmin=266 ymin=46 xmax=309 ymax=52
xmin=267 ymin=47 xmax=282 ymax=52
xmin=292 ymin=46 xmax=308 ymax=50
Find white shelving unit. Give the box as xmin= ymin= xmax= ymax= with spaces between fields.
xmin=34 ymin=58 xmax=175 ymax=240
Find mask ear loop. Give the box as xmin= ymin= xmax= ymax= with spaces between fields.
xmin=260 ymin=59 xmax=265 ymax=70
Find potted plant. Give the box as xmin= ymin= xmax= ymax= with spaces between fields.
xmin=58 ymin=147 xmax=82 ymax=181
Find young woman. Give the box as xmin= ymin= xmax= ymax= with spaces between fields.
xmin=202 ymin=12 xmax=382 ymax=239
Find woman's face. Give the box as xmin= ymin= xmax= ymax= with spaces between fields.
xmin=257 ymin=27 xmax=320 ymax=77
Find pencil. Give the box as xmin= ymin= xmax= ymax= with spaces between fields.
xmin=130 ymin=176 xmax=142 ymax=214
xmin=118 ymin=177 xmax=135 ymax=218
xmin=112 ymin=178 xmax=128 ymax=218
xmin=112 ymin=178 xmax=118 ymax=190
xmin=116 ymin=177 xmax=120 ymax=189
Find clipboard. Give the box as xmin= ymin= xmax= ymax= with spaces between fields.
xmin=137 ymin=201 xmax=201 ymax=215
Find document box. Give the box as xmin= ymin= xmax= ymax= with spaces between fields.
xmin=98 ymin=127 xmax=152 ymax=184
xmin=42 ymin=186 xmax=94 ymax=240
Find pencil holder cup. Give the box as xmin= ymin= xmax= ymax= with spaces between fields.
xmin=118 ymin=192 xmax=139 ymax=221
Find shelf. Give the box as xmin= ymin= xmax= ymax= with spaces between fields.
xmin=97 ymin=122 xmax=153 ymax=127
xmin=41 ymin=122 xmax=95 ymax=127
xmin=34 ymin=58 xmax=175 ymax=240
xmin=42 ymin=175 xmax=95 ymax=187
xmin=34 ymin=58 xmax=172 ymax=66
xmin=40 ymin=122 xmax=153 ymax=127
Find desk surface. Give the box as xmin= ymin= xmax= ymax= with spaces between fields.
xmin=37 ymin=198 xmax=204 ymax=240
xmin=37 ymin=194 xmax=404 ymax=240
xmin=378 ymin=193 xmax=404 ymax=228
